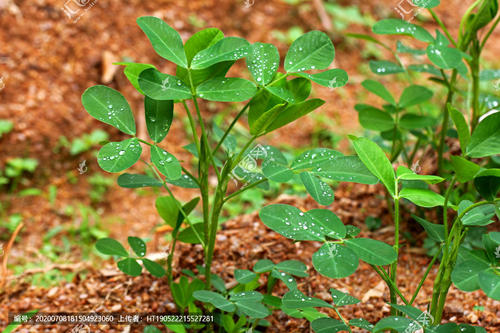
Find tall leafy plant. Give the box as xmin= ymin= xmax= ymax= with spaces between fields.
xmin=81 ymin=16 xmax=348 ymax=287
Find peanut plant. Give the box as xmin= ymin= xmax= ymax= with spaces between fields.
xmin=82 ymin=17 xmax=348 ymax=289
xmin=257 ymin=0 xmax=500 ymax=331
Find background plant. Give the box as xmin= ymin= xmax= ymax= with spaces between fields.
xmin=83 ymin=17 xmax=348 ymax=291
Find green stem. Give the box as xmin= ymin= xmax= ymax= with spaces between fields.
xmin=389 ymin=194 xmax=401 ymax=314
xmin=372 ymin=264 xmax=409 ymax=305
xmin=437 ymin=70 xmax=457 ymax=176
xmin=213 ymin=102 xmax=250 ymax=154
xmin=409 ymin=244 xmax=442 ymax=305
xmin=143 ymin=159 xmax=205 ymax=246
xmin=334 ymin=307 xmax=352 ymax=333
xmin=480 ymin=12 xmax=500 ymax=50
xmin=223 ymin=178 xmax=267 ymax=203
xmin=469 ymin=41 xmax=481 ymax=131
xmin=182 ymin=101 xmax=201 ymax=156
xmin=205 ymin=174 xmax=230 ymax=288
xmin=192 ymin=96 xmax=221 ymax=181
xmin=429 ymin=9 xmax=458 ymax=48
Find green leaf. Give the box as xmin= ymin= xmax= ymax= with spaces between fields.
xmin=448 ymin=104 xmax=470 ymax=154
xmin=369 ymin=60 xmax=404 ymax=75
xmin=312 ymin=243 xmax=359 ymax=279
xmin=259 ymin=204 xmax=324 ymax=241
xmin=184 ymin=28 xmax=224 ymax=65
xmin=193 ymin=290 xmax=236 ymax=312
xmin=265 ymin=86 xmax=298 ymax=103
xmin=412 ymin=0 xmax=440 ymax=8
xmin=478 ymin=268 xmax=500 ymax=300
xmin=373 ymin=316 xmax=416 ymax=332
xmin=234 ymin=300 xmax=270 ymax=318
xmin=396 ymin=166 xmax=444 ymax=184
xmin=451 ymin=259 xmax=489 ymax=292
xmin=114 ymin=62 xmax=156 ymax=94
xmin=480 ymin=69 xmax=500 ymax=81
xmin=177 ymin=223 xmax=205 ymax=244
xmin=398 ymin=85 xmax=433 ymax=108
xmin=249 ymin=103 xmax=287 ymax=136
xmin=399 ymin=188 xmax=445 ymax=207
xmin=408 ymin=63 xmax=442 ymax=76
xmin=358 ymin=108 xmax=394 ymax=131
xmin=142 ymin=258 xmax=166 ymax=278
xmin=311 ymin=318 xmax=349 ymax=333
xmin=308 ymin=209 xmax=347 ymax=239
xmin=191 ymin=37 xmax=250 ymax=70
xmin=467 ymin=112 xmax=500 ymax=157
xmin=350 ymin=136 xmax=396 ymax=196
xmin=167 ymin=174 xmax=199 ymax=188
xmin=396 ymin=41 xmax=426 ymax=55
xmin=234 ymin=269 xmax=257 ymax=284
xmin=427 ymin=44 xmax=463 ymax=69
xmin=459 ymin=200 xmax=496 ymax=226
xmin=137 ymin=16 xmax=187 ymax=68
xmin=176 ymin=28 xmax=232 ymax=88
xmin=313 ymin=156 xmax=379 ymax=185
xmin=345 ymin=238 xmax=397 ymax=265
xmin=300 ymin=172 xmax=334 ymax=206
xmin=329 ymin=288 xmax=360 ymax=307
xmin=197 ymin=77 xmax=257 ymax=102
xmin=474 ymin=169 xmax=500 ymax=201
xmin=246 ymin=42 xmax=280 ymax=85
xmin=97 ymin=138 xmax=142 ymax=173
xmin=156 ymin=196 xmax=178 ymax=228
xmin=262 ymin=161 xmax=293 ymax=183
xmin=450 ymin=156 xmax=481 ymax=183
xmin=266 ymin=99 xmax=325 ymax=133
xmin=145 ymin=97 xmax=173 ymax=143
xmin=253 ymin=259 xmax=275 ymax=273
xmin=361 ymin=79 xmax=396 ymax=105
xmin=82 ymin=85 xmax=136 ymax=135
xmin=399 ymin=114 xmax=436 ymax=129
xmin=372 ymin=19 xmax=434 ymax=43
xmin=117 ymin=258 xmax=142 ymax=276
xmin=151 ymin=146 xmax=182 ymax=180
xmin=117 ymin=173 xmax=162 ymax=188
xmin=96 ymin=238 xmax=129 ymax=257
xmin=349 ymin=318 xmax=374 ymax=331
xmin=128 ymin=236 xmax=146 ymax=257
xmin=144 ymin=326 xmax=163 ymax=333
xmin=295 ymin=69 xmax=348 ymax=88
xmin=291 ymin=148 xmax=343 ymax=170
xmin=138 ymin=68 xmax=192 ymax=100
xmin=282 ymin=290 xmax=333 ymax=309
xmin=275 ymin=260 xmax=308 ymax=277
xmin=413 ymin=215 xmax=445 ymax=242
xmin=284 ymin=31 xmax=335 ymax=72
